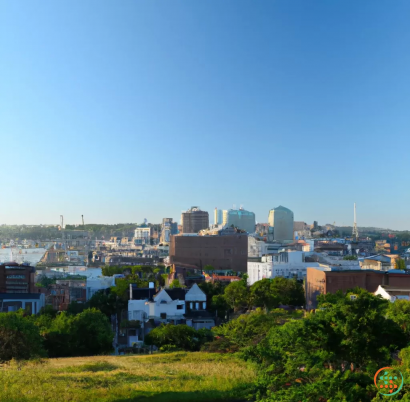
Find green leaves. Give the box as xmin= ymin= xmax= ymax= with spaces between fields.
xmin=0 ymin=311 xmax=46 ymax=362
xmin=145 ymin=324 xmax=212 ymax=351
xmin=43 ymin=308 xmax=114 ymax=357
xmin=254 ymin=288 xmax=407 ymax=402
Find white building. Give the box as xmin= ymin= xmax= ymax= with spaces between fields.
xmin=134 ymin=226 xmax=151 ymax=245
xmin=374 ymin=285 xmax=410 ymax=302
xmin=248 ymin=236 xmax=282 ymax=258
xmin=86 ymin=276 xmax=115 ymax=300
xmin=247 ymin=251 xmax=320 ymax=285
xmin=127 ymin=283 xmax=214 ymax=346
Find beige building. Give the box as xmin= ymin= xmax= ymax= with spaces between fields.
xmin=181 ymin=207 xmax=209 ymax=234
xmin=268 ymin=205 xmax=294 ymax=242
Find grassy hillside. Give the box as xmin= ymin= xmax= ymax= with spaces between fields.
xmin=0 ymin=352 xmax=256 ymax=402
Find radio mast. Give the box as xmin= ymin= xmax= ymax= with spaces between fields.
xmin=352 ymin=203 xmax=359 ymax=241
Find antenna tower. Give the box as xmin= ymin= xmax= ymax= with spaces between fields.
xmin=352 ymin=203 xmax=359 ymax=241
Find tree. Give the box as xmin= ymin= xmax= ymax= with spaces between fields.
xmin=212 ymin=294 xmax=230 ymax=319
xmin=254 ymin=288 xmax=406 ymax=402
xmin=386 ymin=299 xmax=410 ymax=338
xmin=67 ymin=301 xmax=86 ymax=315
xmin=270 ymin=277 xmax=305 ymax=306
xmin=169 ymin=279 xmax=182 ymax=288
xmin=343 ymin=255 xmax=358 ymax=260
xmin=0 ymin=311 xmax=46 ymax=361
xmin=250 ymin=279 xmax=280 ymax=310
xmin=87 ymin=289 xmax=126 ymax=318
xmin=203 ymin=264 xmax=215 ymax=271
xmin=210 ymin=308 xmax=301 ymax=353
xmin=395 ymin=258 xmax=407 ymax=270
xmin=145 ymin=324 xmax=210 ymax=351
xmin=35 ymin=274 xmax=56 ymax=288
xmin=224 ymin=280 xmax=249 ymax=312
xmin=43 ymin=308 xmax=114 ymax=357
xmin=111 ymin=275 xmax=150 ymax=300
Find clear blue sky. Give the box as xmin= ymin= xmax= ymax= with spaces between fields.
xmin=1 ymin=1 xmax=410 ymax=229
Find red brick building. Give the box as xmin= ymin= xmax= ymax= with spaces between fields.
xmin=306 ymin=267 xmax=410 ymax=309
xmin=0 ymin=262 xmax=36 ymax=293
xmin=169 ymin=234 xmax=248 ymax=272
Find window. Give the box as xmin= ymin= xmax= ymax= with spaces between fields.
xmin=128 ymin=329 xmax=137 ymax=336
xmin=190 ymin=302 xmax=193 ymax=309
xmin=177 ymin=304 xmax=183 ymax=310
xmin=160 ymin=313 xmax=167 ymax=319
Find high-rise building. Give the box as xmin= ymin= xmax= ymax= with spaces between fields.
xmin=160 ymin=218 xmax=178 ymax=243
xmin=214 ymin=208 xmax=223 ymax=225
xmin=134 ymin=224 xmax=151 ymax=245
xmin=222 ymin=208 xmax=256 ymax=233
xmin=268 ymin=206 xmax=294 ymax=242
xmin=0 ymin=262 xmax=36 ymax=293
xmin=181 ymin=207 xmax=209 ymax=234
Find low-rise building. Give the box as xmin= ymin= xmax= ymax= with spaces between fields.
xmin=126 ymin=283 xmax=214 ymax=348
xmin=360 ymin=255 xmax=398 ymax=271
xmin=0 ymin=293 xmax=45 ymax=314
xmin=306 ymin=266 xmax=410 ymax=310
xmin=86 ymin=277 xmax=115 ymax=300
xmin=247 ymin=251 xmax=319 ymax=285
xmin=374 ymin=285 xmax=410 ymax=302
xmin=248 ymin=236 xmax=282 ymax=258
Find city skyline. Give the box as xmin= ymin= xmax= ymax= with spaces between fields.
xmin=2 ymin=1 xmax=410 ymax=229
xmin=0 ymin=201 xmax=401 ymax=232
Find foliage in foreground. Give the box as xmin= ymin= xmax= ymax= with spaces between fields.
xmin=252 ymin=288 xmax=407 ymax=402
xmin=0 ymin=311 xmax=46 ymax=362
xmin=0 ymin=308 xmax=115 ymax=360
xmin=208 ymin=308 xmax=303 ymax=353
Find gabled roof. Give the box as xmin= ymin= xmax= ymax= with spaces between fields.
xmin=130 ymin=286 xmax=157 ymax=301
xmin=164 ymin=288 xmax=186 ymax=301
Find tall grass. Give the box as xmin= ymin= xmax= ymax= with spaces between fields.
xmin=0 ymin=352 xmax=256 ymax=401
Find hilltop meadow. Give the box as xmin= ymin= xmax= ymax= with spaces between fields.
xmin=0 ymin=352 xmax=256 ymax=402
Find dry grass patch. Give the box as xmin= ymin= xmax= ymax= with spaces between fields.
xmin=0 ymin=352 xmax=256 ymax=402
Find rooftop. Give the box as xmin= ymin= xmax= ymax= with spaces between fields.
xmin=0 ymin=293 xmax=43 ymax=300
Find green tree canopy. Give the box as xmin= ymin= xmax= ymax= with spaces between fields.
xmin=224 ymin=280 xmax=249 ymax=312
xmin=145 ymin=324 xmax=211 ymax=352
xmin=250 ymin=279 xmax=280 ymax=310
xmin=254 ymin=288 xmax=406 ymax=402
xmin=43 ymin=308 xmax=114 ymax=357
xmin=0 ymin=311 xmax=46 ymax=362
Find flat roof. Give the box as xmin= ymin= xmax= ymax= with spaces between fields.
xmin=0 ymin=293 xmax=42 ymax=300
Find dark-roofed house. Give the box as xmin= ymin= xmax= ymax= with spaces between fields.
xmin=125 ymin=284 xmax=214 ymax=348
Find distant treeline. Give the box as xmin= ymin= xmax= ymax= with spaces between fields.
xmin=0 ymin=223 xmax=162 ymax=241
